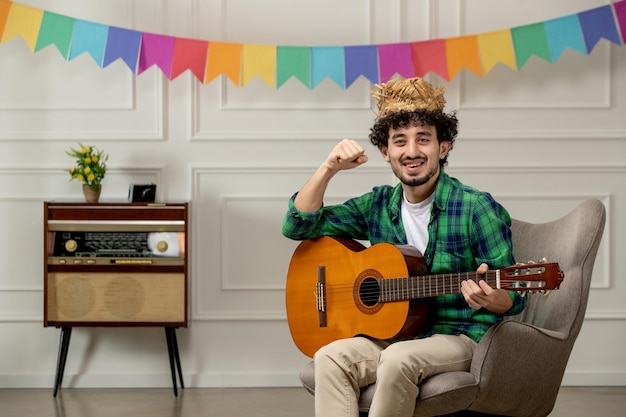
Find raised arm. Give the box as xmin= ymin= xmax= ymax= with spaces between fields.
xmin=294 ymin=139 xmax=368 ymax=212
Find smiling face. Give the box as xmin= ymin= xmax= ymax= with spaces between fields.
xmin=379 ymin=121 xmax=450 ymax=203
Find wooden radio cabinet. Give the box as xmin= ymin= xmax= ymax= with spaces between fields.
xmin=43 ymin=201 xmax=189 ymax=396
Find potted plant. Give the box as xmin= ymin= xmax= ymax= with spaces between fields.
xmin=66 ymin=143 xmax=109 ymax=202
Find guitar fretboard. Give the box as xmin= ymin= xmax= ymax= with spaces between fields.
xmin=378 ymin=272 xmax=500 ymax=302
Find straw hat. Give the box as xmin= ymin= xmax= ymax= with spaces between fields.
xmin=371 ymin=77 xmax=446 ymax=119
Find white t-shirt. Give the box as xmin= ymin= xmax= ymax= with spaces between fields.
xmin=401 ymin=193 xmax=433 ymax=255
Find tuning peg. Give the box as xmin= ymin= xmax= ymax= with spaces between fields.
xmin=540 ymin=257 xmax=548 ymax=263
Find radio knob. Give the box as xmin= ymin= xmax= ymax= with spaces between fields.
xmin=65 ymin=239 xmax=78 ymax=252
xmin=157 ymin=241 xmax=169 ymax=252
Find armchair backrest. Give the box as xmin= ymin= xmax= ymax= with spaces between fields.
xmin=299 ymin=199 xmax=607 ymax=417
xmin=510 ymin=199 xmax=606 ymax=339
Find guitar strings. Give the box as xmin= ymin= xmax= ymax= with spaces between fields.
xmin=318 ymin=271 xmax=503 ymax=301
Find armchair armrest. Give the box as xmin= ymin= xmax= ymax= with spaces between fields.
xmin=467 ymin=320 xmax=572 ymax=417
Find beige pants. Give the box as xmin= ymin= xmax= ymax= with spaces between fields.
xmin=313 ymin=334 xmax=477 ymax=417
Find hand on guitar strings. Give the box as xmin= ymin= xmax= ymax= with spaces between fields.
xmin=460 ymin=263 xmax=513 ymax=314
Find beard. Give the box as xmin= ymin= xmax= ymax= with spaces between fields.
xmin=392 ymin=157 xmax=440 ymax=187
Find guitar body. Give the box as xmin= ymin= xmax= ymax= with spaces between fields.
xmin=286 ymin=236 xmax=564 ymax=357
xmin=286 ymin=236 xmax=432 ymax=357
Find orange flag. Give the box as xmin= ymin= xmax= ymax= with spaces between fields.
xmin=0 ymin=0 xmax=11 ymax=36
xmin=477 ymin=29 xmax=517 ymax=74
xmin=446 ymin=35 xmax=482 ymax=79
xmin=205 ymin=41 xmax=243 ymax=86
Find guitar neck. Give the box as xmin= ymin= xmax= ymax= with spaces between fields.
xmin=379 ymin=271 xmax=500 ymax=302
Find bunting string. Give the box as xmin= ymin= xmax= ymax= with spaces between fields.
xmin=1 ymin=0 xmax=625 ymax=88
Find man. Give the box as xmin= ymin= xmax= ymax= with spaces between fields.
xmin=282 ymin=77 xmax=526 ymax=417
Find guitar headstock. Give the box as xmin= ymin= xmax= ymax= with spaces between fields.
xmin=499 ymin=260 xmax=564 ymax=293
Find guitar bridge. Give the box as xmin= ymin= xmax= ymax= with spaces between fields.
xmin=317 ymin=265 xmax=327 ymax=327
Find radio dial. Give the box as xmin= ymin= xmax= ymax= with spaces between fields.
xmin=65 ymin=239 xmax=78 ymax=252
xmin=157 ymin=241 xmax=169 ymax=253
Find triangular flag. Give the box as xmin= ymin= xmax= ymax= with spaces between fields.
xmin=578 ymin=5 xmax=622 ymax=52
xmin=138 ymin=33 xmax=176 ymax=77
xmin=68 ymin=20 xmax=109 ymax=66
xmin=242 ymin=44 xmax=276 ymax=87
xmin=2 ymin=2 xmax=44 ymax=51
xmin=344 ymin=45 xmax=378 ymax=87
xmin=445 ymin=35 xmax=482 ymax=79
xmin=311 ymin=46 xmax=345 ymax=89
xmin=171 ymin=37 xmax=209 ymax=81
xmin=411 ymin=40 xmax=448 ymax=80
xmin=378 ymin=43 xmax=413 ymax=82
xmin=616 ymin=0 xmax=626 ymax=43
xmin=544 ymin=14 xmax=587 ymax=61
xmin=34 ymin=11 xmax=76 ymax=58
xmin=103 ymin=27 xmax=142 ymax=71
xmin=511 ymin=23 xmax=552 ymax=69
xmin=205 ymin=41 xmax=243 ymax=86
xmin=276 ymin=46 xmax=311 ymax=88
xmin=477 ymin=29 xmax=516 ymax=74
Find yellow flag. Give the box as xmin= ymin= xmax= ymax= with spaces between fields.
xmin=2 ymin=3 xmax=44 ymax=51
xmin=477 ymin=29 xmax=517 ymax=74
xmin=242 ymin=44 xmax=276 ymax=88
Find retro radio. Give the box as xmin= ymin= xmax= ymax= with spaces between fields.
xmin=43 ymin=202 xmax=189 ymax=327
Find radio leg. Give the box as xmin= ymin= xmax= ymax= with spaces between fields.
xmin=172 ymin=329 xmax=185 ymax=389
xmin=53 ymin=327 xmax=72 ymax=397
xmin=165 ymin=328 xmax=184 ymax=396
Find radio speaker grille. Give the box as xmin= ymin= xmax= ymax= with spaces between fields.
xmin=47 ymin=272 xmax=185 ymax=323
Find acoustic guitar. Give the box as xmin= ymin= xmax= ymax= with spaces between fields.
xmin=285 ymin=236 xmax=564 ymax=357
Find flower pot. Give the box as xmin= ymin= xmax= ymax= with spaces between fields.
xmin=82 ymin=184 xmax=102 ymax=203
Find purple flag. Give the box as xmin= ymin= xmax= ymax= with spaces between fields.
xmin=378 ymin=43 xmax=414 ymax=82
xmin=138 ymin=33 xmax=176 ymax=77
xmin=578 ymin=5 xmax=621 ymax=52
xmin=344 ymin=45 xmax=379 ymax=87
xmin=103 ymin=27 xmax=142 ymax=71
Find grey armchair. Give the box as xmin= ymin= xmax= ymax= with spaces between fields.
xmin=299 ymin=199 xmax=606 ymax=417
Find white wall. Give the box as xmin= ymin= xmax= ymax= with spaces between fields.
xmin=0 ymin=0 xmax=624 ymax=388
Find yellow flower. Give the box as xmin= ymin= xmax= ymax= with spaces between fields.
xmin=66 ymin=142 xmax=108 ymax=187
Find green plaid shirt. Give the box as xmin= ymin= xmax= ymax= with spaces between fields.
xmin=282 ymin=170 xmax=526 ymax=342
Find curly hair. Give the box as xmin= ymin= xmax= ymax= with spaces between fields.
xmin=368 ymin=109 xmax=459 ymax=167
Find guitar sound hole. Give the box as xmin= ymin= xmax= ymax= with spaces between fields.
xmin=359 ymin=277 xmax=380 ymax=307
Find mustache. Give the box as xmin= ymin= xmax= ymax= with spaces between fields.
xmin=400 ymin=156 xmax=426 ymax=164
